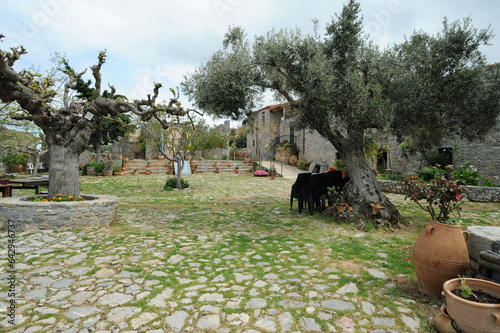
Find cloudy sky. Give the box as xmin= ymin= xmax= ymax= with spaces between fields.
xmin=1 ymin=0 xmax=499 ymax=125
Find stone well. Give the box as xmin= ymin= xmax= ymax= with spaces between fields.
xmin=0 ymin=195 xmax=118 ymax=231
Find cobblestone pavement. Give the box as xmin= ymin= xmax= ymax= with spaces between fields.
xmin=0 ymin=208 xmax=422 ymax=333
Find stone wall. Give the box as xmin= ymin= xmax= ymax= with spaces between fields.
xmin=0 ymin=195 xmax=119 ymax=231
xmin=297 ymin=128 xmax=337 ymax=167
xmin=378 ymin=180 xmax=500 ymax=202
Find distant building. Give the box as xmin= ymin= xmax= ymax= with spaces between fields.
xmin=247 ymin=103 xmax=500 ymax=184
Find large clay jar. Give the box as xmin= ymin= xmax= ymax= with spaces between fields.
xmin=289 ymin=155 xmax=298 ymax=166
xmin=443 ymin=278 xmax=500 ymax=333
xmin=412 ymin=220 xmax=470 ymax=296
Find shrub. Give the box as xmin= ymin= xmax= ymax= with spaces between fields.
xmin=1 ymin=150 xmax=29 ymax=167
xmin=452 ymin=168 xmax=481 ymax=186
xmin=417 ymin=167 xmax=443 ymax=182
xmin=83 ymin=161 xmax=104 ymax=175
xmin=163 ymin=177 xmax=190 ymax=190
xmin=253 ymin=170 xmax=269 ymax=177
xmin=401 ymin=166 xmax=466 ymax=224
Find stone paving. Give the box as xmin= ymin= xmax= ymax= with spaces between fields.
xmin=0 ymin=203 xmax=423 ymax=333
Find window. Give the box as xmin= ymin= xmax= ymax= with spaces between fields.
xmin=261 ymin=112 xmax=265 ymax=125
xmin=290 ymin=127 xmax=295 ymax=143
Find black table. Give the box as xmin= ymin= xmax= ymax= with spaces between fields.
xmin=8 ymin=178 xmax=49 ymax=195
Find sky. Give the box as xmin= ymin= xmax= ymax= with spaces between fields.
xmin=1 ymin=0 xmax=499 ymax=127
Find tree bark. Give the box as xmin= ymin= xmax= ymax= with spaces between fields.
xmin=176 ymin=156 xmax=185 ymax=189
xmin=47 ymin=144 xmax=81 ymax=199
xmin=340 ymin=146 xmax=402 ymax=225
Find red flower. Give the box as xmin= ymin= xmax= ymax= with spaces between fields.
xmin=454 ymin=194 xmax=461 ymax=202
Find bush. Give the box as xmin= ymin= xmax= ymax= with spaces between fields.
xmin=163 ymin=177 xmax=190 ymax=190
xmin=83 ymin=161 xmax=104 ymax=175
xmin=417 ymin=167 xmax=443 ymax=182
xmin=452 ymin=168 xmax=481 ymax=186
xmin=1 ymin=150 xmax=29 ymax=167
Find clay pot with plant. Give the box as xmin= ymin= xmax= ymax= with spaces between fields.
xmin=402 ymin=166 xmax=469 ymax=297
xmin=442 ymin=277 xmax=500 ymax=333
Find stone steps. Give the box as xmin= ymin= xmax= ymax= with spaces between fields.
xmin=120 ymin=159 xmax=252 ymax=175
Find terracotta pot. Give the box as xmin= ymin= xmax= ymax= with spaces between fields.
xmin=215 ymin=169 xmax=220 ymax=173
xmin=334 ymin=203 xmax=349 ymax=213
xmin=228 ymin=163 xmax=232 ymax=167
xmin=235 ymin=169 xmax=240 ymax=173
xmin=147 ymin=163 xmax=151 ymax=167
xmin=370 ymin=203 xmax=384 ymax=215
xmin=289 ymin=155 xmax=298 ymax=166
xmin=443 ymin=278 xmax=500 ymax=333
xmin=158 ymin=155 xmax=164 ymax=160
xmin=434 ymin=308 xmax=455 ymax=333
xmin=145 ymin=171 xmax=150 ymax=175
xmin=121 ymin=167 xmax=126 ymax=171
xmin=412 ymin=220 xmax=470 ymax=296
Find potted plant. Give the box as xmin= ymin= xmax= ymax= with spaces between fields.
xmin=287 ymin=142 xmax=299 ymax=166
xmin=402 ymin=166 xmax=469 ymax=296
xmin=145 ymin=169 xmax=150 ymax=175
xmin=113 ymin=166 xmax=122 ymax=175
xmin=133 ymin=169 xmax=138 ymax=175
xmin=102 ymin=155 xmax=113 ymax=176
xmin=122 ymin=158 xmax=128 ymax=168
xmin=147 ymin=162 xmax=152 ymax=167
xmin=191 ymin=162 xmax=198 ymax=174
xmin=442 ymin=277 xmax=500 ymax=333
xmin=168 ymin=162 xmax=174 ymax=175
xmin=213 ymin=162 xmax=218 ymax=167
xmin=227 ymin=162 xmax=232 ymax=167
xmin=270 ymin=166 xmax=277 ymax=180
xmin=215 ymin=166 xmax=220 ymax=173
xmin=235 ymin=166 xmax=240 ymax=173
xmin=325 ymin=187 xmax=350 ymax=213
xmin=158 ymin=154 xmax=164 ymax=161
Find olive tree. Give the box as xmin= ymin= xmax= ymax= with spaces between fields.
xmin=182 ymin=0 xmax=499 ymax=225
xmin=0 ymin=35 xmax=196 ymax=199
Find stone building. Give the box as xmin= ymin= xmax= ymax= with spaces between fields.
xmin=247 ymin=103 xmax=500 ymax=185
xmin=246 ymin=104 xmax=339 ymax=167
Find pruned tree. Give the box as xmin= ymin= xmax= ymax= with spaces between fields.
xmin=182 ymin=0 xmax=500 ymax=225
xmin=0 ymin=35 xmax=197 ymax=199
xmin=142 ymin=117 xmax=227 ymax=189
xmin=62 ymin=60 xmax=135 ymax=162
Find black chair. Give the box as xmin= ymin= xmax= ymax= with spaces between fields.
xmin=302 ymin=174 xmax=323 ymax=215
xmin=290 ymin=173 xmax=311 ymax=213
xmin=320 ymin=171 xmax=343 ymax=210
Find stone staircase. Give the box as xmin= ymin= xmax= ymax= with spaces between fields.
xmin=120 ymin=159 xmax=252 ymax=175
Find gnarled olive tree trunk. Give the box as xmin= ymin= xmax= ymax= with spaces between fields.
xmin=326 ymin=129 xmax=402 ymax=226
xmin=340 ymin=146 xmax=401 ymax=225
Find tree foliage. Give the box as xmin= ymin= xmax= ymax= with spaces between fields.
xmin=181 ymin=0 xmax=499 ymax=225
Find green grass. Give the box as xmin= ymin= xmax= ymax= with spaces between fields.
xmin=4 ymin=172 xmax=499 ymax=332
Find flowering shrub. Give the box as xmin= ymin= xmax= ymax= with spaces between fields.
xmin=253 ymin=170 xmax=269 ymax=177
xmin=32 ymin=194 xmax=85 ymax=202
xmin=401 ymin=166 xmax=466 ymax=224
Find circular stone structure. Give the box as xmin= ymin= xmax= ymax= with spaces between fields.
xmin=0 ymin=195 xmax=118 ymax=231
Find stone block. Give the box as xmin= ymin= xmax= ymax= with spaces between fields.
xmin=467 ymin=226 xmax=500 ymax=260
